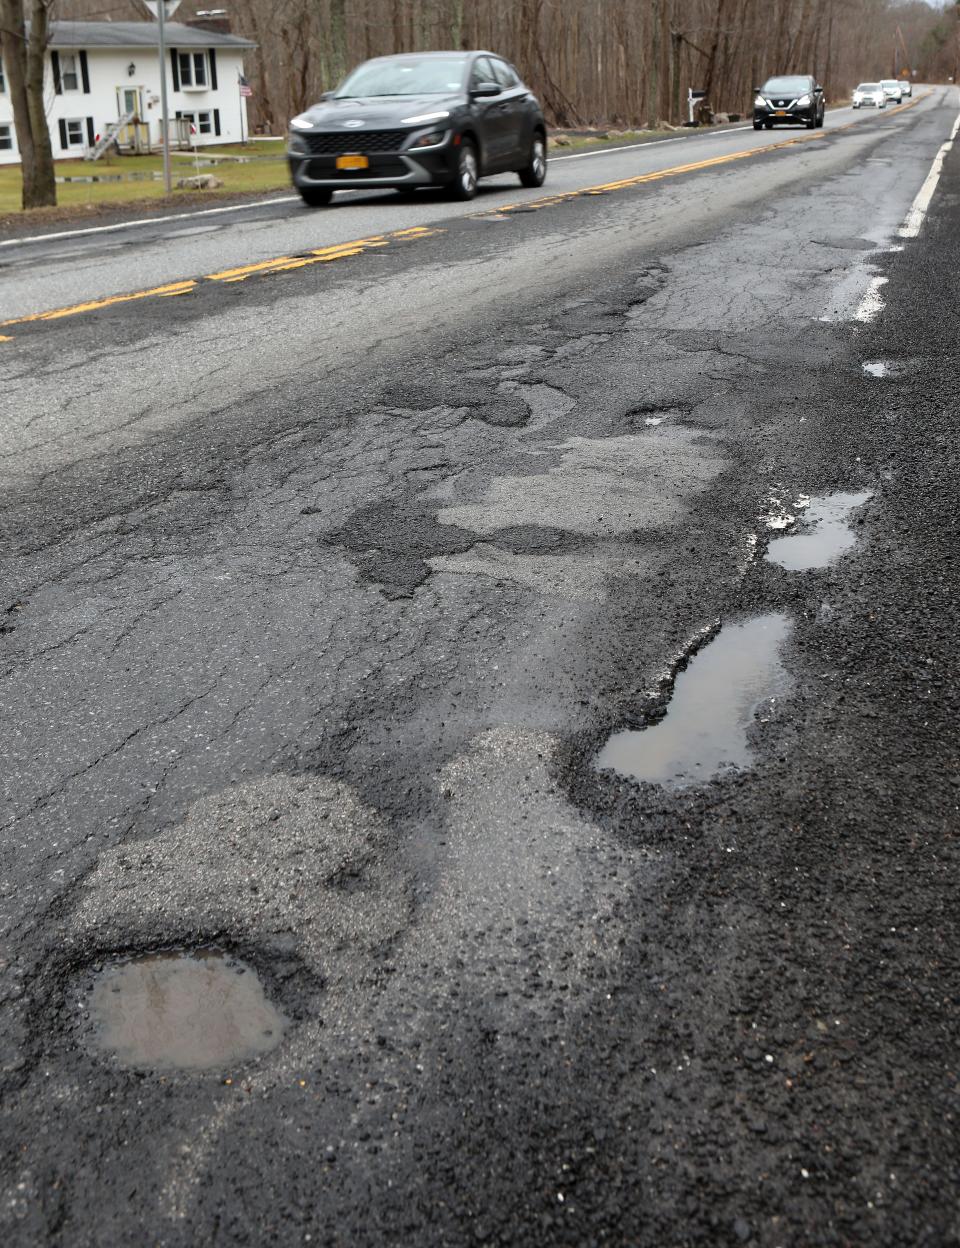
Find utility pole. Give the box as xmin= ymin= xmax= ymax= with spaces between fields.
xmin=157 ymin=0 xmax=171 ymax=192
xmin=144 ymin=1 xmax=180 ymax=193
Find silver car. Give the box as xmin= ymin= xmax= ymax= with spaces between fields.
xmin=852 ymin=83 xmax=886 ymax=109
xmin=880 ymin=79 xmax=903 ymax=104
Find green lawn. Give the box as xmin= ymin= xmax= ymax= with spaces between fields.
xmin=0 ymin=141 xmax=291 ymax=214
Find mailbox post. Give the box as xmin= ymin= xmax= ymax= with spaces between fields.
xmin=688 ymin=88 xmax=707 ymax=125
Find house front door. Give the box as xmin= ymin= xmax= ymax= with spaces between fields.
xmin=118 ymin=87 xmax=142 ymax=120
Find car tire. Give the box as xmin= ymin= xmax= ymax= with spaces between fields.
xmin=518 ymin=133 xmax=547 ymax=187
xmin=806 ymin=116 xmax=816 ymax=129
xmin=448 ymin=139 xmax=478 ymax=200
xmin=753 ymin=119 xmax=763 ymax=130
xmin=299 ymin=187 xmax=332 ymax=208
xmin=764 ymin=121 xmax=774 ymax=130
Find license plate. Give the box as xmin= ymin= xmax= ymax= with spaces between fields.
xmin=775 ymin=110 xmax=788 ymax=116
xmin=336 ymin=154 xmax=369 ymax=170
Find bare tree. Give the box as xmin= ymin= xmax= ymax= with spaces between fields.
xmin=1 ymin=0 xmax=57 ymax=207
xmin=52 ymin=0 xmax=949 ymax=135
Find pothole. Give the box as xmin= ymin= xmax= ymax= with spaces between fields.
xmin=766 ymin=491 xmax=872 ymax=570
xmin=81 ymin=947 xmax=287 ymax=1072
xmin=595 ymin=613 xmax=792 ymax=789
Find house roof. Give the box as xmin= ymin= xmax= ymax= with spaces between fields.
xmin=46 ymin=20 xmax=256 ymax=51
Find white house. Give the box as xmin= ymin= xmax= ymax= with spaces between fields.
xmin=0 ymin=20 xmax=256 ymax=166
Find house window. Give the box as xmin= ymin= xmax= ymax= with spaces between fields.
xmin=179 ymin=110 xmax=213 ymax=135
xmin=178 ymin=51 xmax=208 ymax=89
xmin=64 ymin=119 xmax=85 ymax=147
xmin=60 ymin=52 xmax=80 ymax=91
xmin=0 ymin=124 xmax=12 ymax=151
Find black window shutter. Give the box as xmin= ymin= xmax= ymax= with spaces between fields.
xmin=171 ymin=48 xmax=180 ymax=91
xmin=209 ymin=48 xmax=217 ymax=90
xmin=58 ymin=118 xmax=67 ymax=147
xmin=213 ymin=108 xmax=221 ymax=136
xmin=86 ymin=116 xmax=95 ymax=145
xmin=52 ymin=50 xmax=62 ymax=94
xmin=80 ymin=50 xmax=90 ymax=93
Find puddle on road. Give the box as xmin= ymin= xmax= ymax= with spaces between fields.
xmin=862 ymin=359 xmax=917 ymax=379
xmin=595 ymin=613 xmax=792 ymax=789
xmin=766 ymin=491 xmax=871 ymax=571
xmin=85 ymin=947 xmax=287 ymax=1072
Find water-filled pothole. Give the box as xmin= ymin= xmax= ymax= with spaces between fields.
xmin=595 ymin=613 xmax=791 ymax=789
xmin=83 ymin=947 xmax=287 ymax=1072
xmin=766 ymin=491 xmax=871 ymax=570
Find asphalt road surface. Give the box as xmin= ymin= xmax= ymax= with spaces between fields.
xmin=2 ymin=86 xmax=960 ymax=1245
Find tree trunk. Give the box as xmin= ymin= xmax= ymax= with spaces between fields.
xmin=0 ymin=0 xmax=57 ymax=209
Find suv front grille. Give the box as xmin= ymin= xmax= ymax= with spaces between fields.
xmin=305 ymin=129 xmax=408 ymax=155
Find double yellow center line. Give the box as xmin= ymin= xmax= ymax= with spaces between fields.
xmin=0 ymin=92 xmax=928 ymax=340
xmin=0 ymin=226 xmax=440 ymax=333
xmin=480 ymin=91 xmax=928 ymax=217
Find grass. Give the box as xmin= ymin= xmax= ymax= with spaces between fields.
xmin=0 ymin=140 xmax=291 ymax=215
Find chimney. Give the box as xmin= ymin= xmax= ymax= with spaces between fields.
xmin=187 ymin=11 xmax=231 ymax=35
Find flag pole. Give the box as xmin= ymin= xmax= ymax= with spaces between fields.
xmin=239 ymin=74 xmax=245 ymax=145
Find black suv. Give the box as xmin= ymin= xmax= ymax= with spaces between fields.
xmin=288 ymin=51 xmax=547 ymax=206
xmin=753 ymin=75 xmax=825 ymax=129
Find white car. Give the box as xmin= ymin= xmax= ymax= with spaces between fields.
xmin=899 ymin=79 xmax=913 ymax=97
xmin=852 ymin=83 xmax=886 ymax=109
xmin=880 ymin=79 xmax=903 ymax=104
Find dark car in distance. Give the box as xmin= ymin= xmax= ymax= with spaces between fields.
xmin=753 ymin=74 xmax=825 ymax=129
xmin=287 ymin=51 xmax=547 ymax=206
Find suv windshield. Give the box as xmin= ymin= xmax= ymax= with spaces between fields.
xmin=761 ymin=76 xmax=811 ymax=95
xmin=858 ymin=83 xmax=879 ymax=91
xmin=880 ymin=80 xmax=899 ymax=87
xmin=336 ymin=56 xmax=467 ymax=98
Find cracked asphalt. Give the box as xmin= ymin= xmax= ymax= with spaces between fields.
xmin=1 ymin=87 xmax=959 ymax=1245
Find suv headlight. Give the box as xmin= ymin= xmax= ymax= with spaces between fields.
xmin=409 ymin=130 xmax=447 ymax=149
xmin=754 ymin=94 xmax=765 ymax=107
xmin=796 ymin=94 xmax=811 ymax=106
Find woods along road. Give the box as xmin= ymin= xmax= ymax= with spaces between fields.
xmin=2 ymin=86 xmax=960 ymax=1246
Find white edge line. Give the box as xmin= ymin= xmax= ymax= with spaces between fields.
xmin=854 ymin=275 xmax=889 ymax=323
xmin=0 ymin=194 xmax=302 ymax=248
xmin=898 ymin=108 xmax=960 ymax=238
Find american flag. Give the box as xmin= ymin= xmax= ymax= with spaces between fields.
xmin=239 ymin=74 xmax=253 ymax=98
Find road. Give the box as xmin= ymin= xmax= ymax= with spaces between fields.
xmin=1 ymin=86 xmax=959 ymax=1245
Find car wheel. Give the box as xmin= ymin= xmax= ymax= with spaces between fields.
xmin=299 ymin=187 xmax=332 ymax=208
xmin=806 ymin=115 xmax=816 ymax=129
xmin=764 ymin=121 xmax=774 ymax=130
xmin=753 ymin=119 xmax=763 ymax=130
xmin=518 ymin=133 xmax=547 ymax=187
xmin=448 ymin=139 xmax=478 ymax=200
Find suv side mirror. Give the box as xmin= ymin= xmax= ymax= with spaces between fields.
xmin=470 ymin=81 xmax=501 ymax=98
xmin=319 ymin=90 xmax=333 ymax=100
